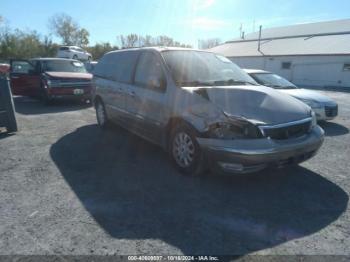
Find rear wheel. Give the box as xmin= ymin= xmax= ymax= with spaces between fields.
xmin=95 ymin=99 xmax=109 ymax=128
xmin=169 ymin=124 xmax=204 ymax=176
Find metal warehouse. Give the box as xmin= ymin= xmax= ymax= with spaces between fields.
xmin=210 ymin=19 xmax=350 ymax=89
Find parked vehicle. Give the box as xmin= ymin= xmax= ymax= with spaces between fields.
xmin=244 ymin=69 xmax=338 ymax=121
xmin=0 ymin=76 xmax=17 ymax=133
xmin=10 ymin=58 xmax=93 ymax=104
xmin=0 ymin=63 xmax=10 ymax=75
xmin=57 ymin=46 xmax=92 ymax=61
xmin=93 ymin=48 xmax=324 ymax=175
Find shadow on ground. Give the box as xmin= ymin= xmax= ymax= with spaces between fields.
xmin=14 ymin=96 xmax=91 ymax=115
xmin=50 ymin=124 xmax=348 ymax=255
xmin=0 ymin=131 xmax=14 ymax=140
xmin=319 ymin=121 xmax=349 ymax=137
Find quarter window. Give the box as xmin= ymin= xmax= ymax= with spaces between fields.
xmin=94 ymin=51 xmax=139 ymax=83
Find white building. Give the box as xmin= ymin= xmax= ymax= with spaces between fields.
xmin=210 ymin=19 xmax=350 ymax=89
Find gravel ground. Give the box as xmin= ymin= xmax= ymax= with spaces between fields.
xmin=0 ymin=91 xmax=349 ymax=257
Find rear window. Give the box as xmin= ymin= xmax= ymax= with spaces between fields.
xmin=59 ymin=47 xmax=70 ymax=51
xmin=94 ymin=51 xmax=139 ymax=83
xmin=42 ymin=60 xmax=87 ymax=73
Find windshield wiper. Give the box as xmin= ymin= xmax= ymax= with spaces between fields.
xmin=176 ymin=80 xmax=214 ymax=87
xmin=214 ymin=79 xmax=258 ymax=86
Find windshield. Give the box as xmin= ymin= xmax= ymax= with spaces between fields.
xmin=251 ymin=73 xmax=297 ymax=89
xmin=162 ymin=50 xmax=257 ymax=86
xmin=42 ymin=60 xmax=87 ymax=73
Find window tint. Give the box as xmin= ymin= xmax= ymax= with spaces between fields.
xmin=135 ymin=52 xmax=164 ymax=88
xmin=11 ymin=61 xmax=34 ymax=74
xmin=42 ymin=60 xmax=86 ymax=73
xmin=59 ymin=47 xmax=69 ymax=51
xmin=94 ymin=51 xmax=139 ymax=83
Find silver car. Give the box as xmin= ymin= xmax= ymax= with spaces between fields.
xmin=244 ymin=69 xmax=338 ymax=121
xmin=92 ymin=47 xmax=324 ymax=175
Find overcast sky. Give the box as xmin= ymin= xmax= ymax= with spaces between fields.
xmin=1 ymin=0 xmax=350 ymax=47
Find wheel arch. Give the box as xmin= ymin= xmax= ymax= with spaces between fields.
xmin=164 ymin=116 xmax=202 ymax=150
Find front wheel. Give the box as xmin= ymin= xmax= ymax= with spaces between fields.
xmin=95 ymin=99 xmax=109 ymax=128
xmin=72 ymin=54 xmax=78 ymax=60
xmin=169 ymin=124 xmax=204 ymax=176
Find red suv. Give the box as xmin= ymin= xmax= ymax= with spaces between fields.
xmin=10 ymin=58 xmax=93 ymax=104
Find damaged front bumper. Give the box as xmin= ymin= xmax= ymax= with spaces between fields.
xmin=196 ymin=125 xmax=324 ymax=174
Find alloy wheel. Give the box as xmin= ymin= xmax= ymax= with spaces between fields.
xmin=172 ymin=132 xmax=195 ymax=168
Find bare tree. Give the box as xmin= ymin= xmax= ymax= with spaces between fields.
xmin=117 ymin=34 xmax=139 ymax=48
xmin=198 ymin=38 xmax=221 ymax=49
xmin=48 ymin=13 xmax=89 ymax=46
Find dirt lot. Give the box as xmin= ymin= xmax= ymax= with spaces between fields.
xmin=0 ymin=91 xmax=349 ymax=256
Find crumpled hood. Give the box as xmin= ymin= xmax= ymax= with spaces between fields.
xmin=279 ymin=88 xmax=336 ymax=104
xmin=44 ymin=71 xmax=92 ymax=80
xmin=188 ymin=85 xmax=311 ymax=125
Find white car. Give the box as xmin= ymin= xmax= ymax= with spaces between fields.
xmin=244 ymin=69 xmax=338 ymax=121
xmin=57 ymin=46 xmax=92 ymax=61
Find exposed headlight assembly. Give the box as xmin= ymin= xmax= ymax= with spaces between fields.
xmin=206 ymin=119 xmax=263 ymax=139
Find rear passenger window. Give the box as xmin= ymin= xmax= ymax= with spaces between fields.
xmin=134 ymin=52 xmax=164 ymax=88
xmin=94 ymin=51 xmax=139 ymax=83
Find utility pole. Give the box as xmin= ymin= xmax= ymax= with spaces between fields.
xmin=239 ymin=23 xmax=243 ymax=39
xmin=258 ymin=25 xmax=263 ymax=55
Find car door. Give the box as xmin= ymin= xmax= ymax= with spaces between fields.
xmin=95 ymin=51 xmax=140 ymax=125
xmin=10 ymin=60 xmax=41 ymax=96
xmin=126 ymin=51 xmax=168 ymax=145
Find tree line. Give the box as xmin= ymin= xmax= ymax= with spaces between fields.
xmin=0 ymin=13 xmax=221 ymax=62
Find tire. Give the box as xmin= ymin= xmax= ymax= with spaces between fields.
xmin=95 ymin=99 xmax=109 ymax=128
xmin=72 ymin=55 xmax=78 ymax=60
xmin=169 ymin=123 xmax=204 ymax=176
xmin=40 ymin=88 xmax=52 ymax=105
xmin=87 ymin=56 xmax=91 ymax=62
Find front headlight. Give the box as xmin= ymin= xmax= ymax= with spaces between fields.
xmin=311 ymin=110 xmax=317 ymax=128
xmin=206 ymin=120 xmax=262 ymax=139
xmin=299 ymin=98 xmax=322 ymax=109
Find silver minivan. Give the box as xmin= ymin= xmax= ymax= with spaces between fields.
xmin=92 ymin=47 xmax=324 ymax=175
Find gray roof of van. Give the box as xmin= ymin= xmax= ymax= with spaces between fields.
xmin=105 ymin=46 xmax=206 ymax=55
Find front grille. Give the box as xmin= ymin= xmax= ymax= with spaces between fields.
xmin=50 ymin=79 xmax=91 ymax=88
xmin=260 ymin=119 xmax=312 ymax=140
xmin=325 ymin=105 xmax=338 ymax=117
